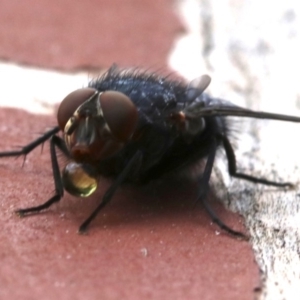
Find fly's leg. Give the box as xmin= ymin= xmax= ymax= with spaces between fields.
xmin=198 ymin=137 xmax=247 ymax=239
xmin=222 ymin=135 xmax=293 ymax=187
xmin=15 ymin=135 xmax=68 ymax=216
xmin=0 ymin=127 xmax=60 ymax=160
xmin=79 ymin=151 xmax=143 ymax=233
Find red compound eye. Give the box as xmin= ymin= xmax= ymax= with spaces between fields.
xmin=100 ymin=91 xmax=138 ymax=142
xmin=57 ymin=88 xmax=96 ymax=130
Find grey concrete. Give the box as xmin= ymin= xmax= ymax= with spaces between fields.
xmin=170 ymin=1 xmax=300 ymax=299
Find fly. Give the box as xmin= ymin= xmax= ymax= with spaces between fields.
xmin=1 ymin=65 xmax=300 ymax=238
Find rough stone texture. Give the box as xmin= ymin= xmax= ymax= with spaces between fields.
xmin=170 ymin=1 xmax=300 ymax=299
xmin=0 ymin=0 xmax=181 ymax=70
xmin=0 ymin=108 xmax=258 ymax=300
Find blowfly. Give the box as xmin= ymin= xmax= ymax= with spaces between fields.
xmin=1 ymin=65 xmax=300 ymax=237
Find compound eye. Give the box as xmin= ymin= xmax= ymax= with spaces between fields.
xmin=62 ymin=162 xmax=98 ymax=197
xmin=57 ymin=88 xmax=97 ymax=130
xmin=100 ymin=91 xmax=138 ymax=142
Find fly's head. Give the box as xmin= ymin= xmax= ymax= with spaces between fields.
xmin=56 ymin=88 xmax=138 ymax=197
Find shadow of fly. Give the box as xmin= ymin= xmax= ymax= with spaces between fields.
xmin=1 ymin=65 xmax=300 ymax=238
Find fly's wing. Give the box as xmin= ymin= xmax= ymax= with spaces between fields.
xmin=185 ymin=99 xmax=300 ymax=123
xmin=183 ymin=75 xmax=300 ymax=123
xmin=185 ymin=74 xmax=211 ymax=102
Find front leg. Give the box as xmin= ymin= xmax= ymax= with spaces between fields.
xmin=79 ymin=151 xmax=143 ymax=233
xmin=0 ymin=127 xmax=60 ymax=159
xmin=15 ymin=135 xmax=68 ymax=216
